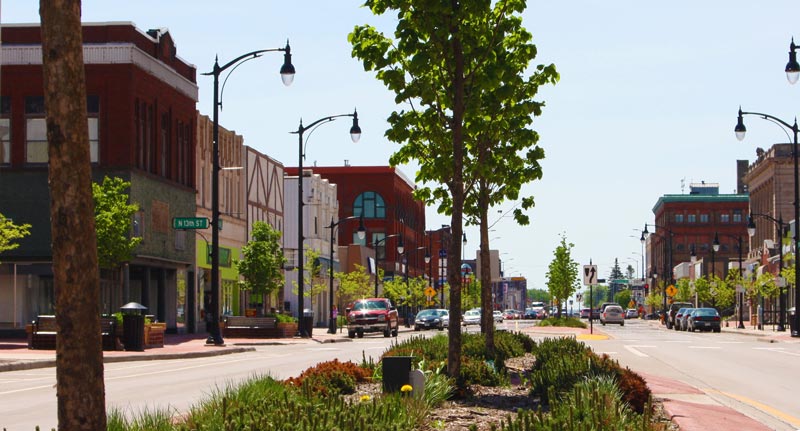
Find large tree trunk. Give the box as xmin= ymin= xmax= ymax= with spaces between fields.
xmin=446 ymin=0 xmax=465 ymax=381
xmin=40 ymin=1 xmax=107 ymax=429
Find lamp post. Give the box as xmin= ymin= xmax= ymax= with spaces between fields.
xmin=326 ymin=215 xmax=365 ymax=334
xmin=293 ymin=110 xmax=361 ymax=337
xmin=736 ymin=108 xmax=799 ymax=337
xmin=643 ymin=223 xmax=674 ymax=320
xmin=373 ymin=233 xmax=403 ymax=297
xmin=202 ymin=43 xmax=295 ymax=345
xmin=426 ymin=225 xmax=450 ymax=307
xmin=401 ymin=246 xmax=427 ymax=324
xmin=749 ymin=213 xmax=789 ymax=331
xmin=716 ymin=233 xmax=744 ymax=329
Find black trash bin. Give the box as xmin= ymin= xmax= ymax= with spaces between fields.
xmin=303 ymin=309 xmax=314 ymax=337
xmin=121 ymin=302 xmax=148 ymax=351
xmin=789 ymin=307 xmax=798 ymax=337
xmin=382 ymin=356 xmax=413 ymax=393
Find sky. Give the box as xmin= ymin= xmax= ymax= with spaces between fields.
xmin=4 ymin=1 xmax=800 ymax=295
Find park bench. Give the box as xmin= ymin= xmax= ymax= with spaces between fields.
xmin=222 ymin=316 xmax=279 ymax=338
xmin=29 ymin=315 xmax=117 ymax=350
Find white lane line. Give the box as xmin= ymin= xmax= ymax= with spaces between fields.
xmin=624 ymin=345 xmax=653 ymax=357
xmin=752 ymin=347 xmax=800 ymax=357
xmin=665 ymin=340 xmax=692 ymax=343
xmin=688 ymin=346 xmax=721 ymax=349
xmin=716 ymin=341 xmax=745 ymax=344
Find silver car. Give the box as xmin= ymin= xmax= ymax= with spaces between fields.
xmin=600 ymin=305 xmax=625 ymax=326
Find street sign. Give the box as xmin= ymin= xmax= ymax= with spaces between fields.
xmin=666 ymin=284 xmax=677 ymax=297
xmin=173 ymin=217 xmax=208 ymax=229
xmin=425 ymin=287 xmax=436 ymax=297
xmin=439 ymin=249 xmax=447 ymax=258
xmin=583 ymin=265 xmax=598 ymax=285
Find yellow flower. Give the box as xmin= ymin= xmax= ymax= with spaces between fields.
xmin=401 ymin=384 xmax=413 ymax=393
xmin=360 ymin=395 xmax=371 ymax=402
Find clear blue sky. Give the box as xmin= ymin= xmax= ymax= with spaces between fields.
xmin=4 ymin=1 xmax=800 ymax=294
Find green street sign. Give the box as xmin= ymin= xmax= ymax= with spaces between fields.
xmin=173 ymin=217 xmax=208 ymax=229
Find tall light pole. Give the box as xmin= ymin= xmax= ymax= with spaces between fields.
xmin=736 ymin=108 xmax=799 ymax=337
xmin=749 ymin=213 xmax=788 ymax=331
xmin=373 ymin=233 xmax=403 ymax=297
xmin=202 ymin=42 xmax=295 ymax=345
xmin=643 ymin=223 xmax=674 ymax=320
xmin=327 ymin=215 xmax=365 ymax=334
xmin=293 ymin=110 xmax=361 ymax=337
xmin=716 ymin=233 xmax=744 ymax=329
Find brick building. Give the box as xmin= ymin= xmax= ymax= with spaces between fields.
xmin=0 ymin=23 xmax=197 ymax=334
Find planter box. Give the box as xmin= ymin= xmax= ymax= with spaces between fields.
xmin=276 ymin=322 xmax=297 ymax=338
xmin=145 ymin=322 xmax=166 ymax=348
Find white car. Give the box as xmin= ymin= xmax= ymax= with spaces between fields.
xmin=462 ymin=309 xmax=481 ymax=325
xmin=600 ymin=305 xmax=625 ymax=326
xmin=493 ymin=310 xmax=504 ymax=323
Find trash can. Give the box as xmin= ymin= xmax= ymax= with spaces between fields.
xmin=121 ymin=302 xmax=148 ymax=351
xmin=382 ymin=356 xmax=413 ymax=393
xmin=789 ymin=307 xmax=798 ymax=337
xmin=303 ymin=309 xmax=314 ymax=337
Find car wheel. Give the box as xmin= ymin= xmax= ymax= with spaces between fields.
xmin=392 ymin=327 xmax=398 ymax=337
xmin=602 ymin=322 xmax=606 ymax=326
xmin=620 ymin=321 xmax=624 ymax=326
xmin=348 ymin=330 xmax=356 ymax=339
xmin=414 ymin=326 xmax=420 ymax=331
xmin=713 ymin=328 xmax=721 ymax=333
xmin=383 ymin=325 xmax=391 ymax=337
xmin=357 ymin=329 xmax=364 ymax=338
xmin=437 ymin=324 xmax=444 ymax=331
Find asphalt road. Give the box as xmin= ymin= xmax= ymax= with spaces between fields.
xmin=581 ymin=319 xmax=800 ymax=431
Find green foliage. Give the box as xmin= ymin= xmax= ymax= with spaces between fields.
xmin=608 ymin=259 xmax=624 ymax=281
xmin=270 ymin=312 xmax=297 ymax=324
xmin=291 ymin=247 xmax=327 ymax=300
xmin=545 ymin=234 xmax=579 ymax=315
xmin=538 ymin=317 xmax=586 ymax=328
xmin=527 ymin=288 xmax=550 ymax=303
xmin=335 ymin=264 xmax=373 ymax=306
xmin=0 ymin=212 xmax=31 ymax=260
xmin=615 ymin=289 xmax=632 ymax=309
xmin=92 ymin=176 xmax=141 ymax=269
xmin=235 ymin=221 xmax=286 ymax=296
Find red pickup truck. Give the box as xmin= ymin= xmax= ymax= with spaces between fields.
xmin=345 ymin=298 xmax=399 ymax=338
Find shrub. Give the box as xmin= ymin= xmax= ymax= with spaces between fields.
xmin=538 ymin=317 xmax=586 ymax=328
xmin=284 ymin=359 xmax=371 ymax=396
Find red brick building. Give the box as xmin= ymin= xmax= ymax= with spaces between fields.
xmin=647 ymin=182 xmax=749 ymax=286
xmin=0 ymin=23 xmax=198 ymax=334
xmin=285 ymin=166 xmax=428 ymax=284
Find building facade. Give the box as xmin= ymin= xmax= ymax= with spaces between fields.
xmin=0 ymin=23 xmax=198 ymax=334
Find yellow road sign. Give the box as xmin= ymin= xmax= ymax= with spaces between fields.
xmin=425 ymin=286 xmax=436 ymax=297
xmin=666 ymin=284 xmax=677 ymax=297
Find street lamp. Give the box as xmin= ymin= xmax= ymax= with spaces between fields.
xmin=293 ymin=110 xmax=361 ymax=337
xmin=326 ymin=215 xmax=365 ymax=334
xmin=736 ymin=108 xmax=800 ymax=337
xmin=785 ymin=38 xmax=800 ymax=85
xmin=749 ymin=213 xmax=789 ymax=331
xmin=643 ymin=223 xmax=674 ymax=319
xmin=716 ymin=233 xmax=745 ymax=329
xmin=202 ymin=42 xmax=295 ymax=345
xmin=373 ymin=233 xmax=403 ymax=297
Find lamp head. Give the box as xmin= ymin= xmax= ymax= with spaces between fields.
xmin=786 ymin=38 xmax=800 ymax=85
xmin=396 ymin=235 xmax=404 ymax=255
xmin=735 ymin=107 xmax=746 ymax=141
xmin=349 ymin=109 xmax=362 ymax=143
xmin=747 ymin=214 xmax=756 ymax=237
xmin=712 ymin=233 xmax=720 ymax=252
xmin=280 ymin=40 xmax=296 ymax=86
xmin=356 ymin=215 xmax=366 ymax=240
xmin=642 ymin=223 xmax=650 ymax=237
xmin=424 ymin=251 xmax=431 ymax=264
xmin=462 ymin=232 xmax=467 ymax=244
xmin=640 ymin=231 xmax=646 ymax=243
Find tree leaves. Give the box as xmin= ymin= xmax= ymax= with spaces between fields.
xmin=92 ymin=176 xmax=141 ymax=269
xmin=236 ymin=221 xmax=286 ymax=296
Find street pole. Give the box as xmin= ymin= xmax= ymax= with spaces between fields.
xmin=373 ymin=233 xmax=402 ymax=297
xmin=327 ymin=215 xmax=364 ymax=334
xmin=202 ymin=43 xmax=294 ymax=345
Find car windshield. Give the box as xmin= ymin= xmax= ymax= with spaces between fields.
xmin=417 ymin=310 xmax=436 ymax=317
xmin=694 ymin=309 xmax=718 ymax=316
xmin=353 ymin=301 xmax=388 ymax=311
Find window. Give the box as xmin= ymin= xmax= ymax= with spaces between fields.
xmin=721 ymin=214 xmax=730 ymax=223
xmin=700 ymin=214 xmax=709 ymax=223
xmin=675 ymin=214 xmax=684 ymax=223
xmin=25 ymin=96 xmax=99 ymax=164
xmin=175 ymin=229 xmax=186 ymax=251
xmin=733 ymin=210 xmax=743 ymax=223
xmin=353 ymin=191 xmax=386 ymax=219
xmin=687 ymin=214 xmax=696 ymax=223
xmin=0 ymin=96 xmax=9 ymax=165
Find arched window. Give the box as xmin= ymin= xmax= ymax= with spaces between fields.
xmin=353 ymin=191 xmax=386 ymax=219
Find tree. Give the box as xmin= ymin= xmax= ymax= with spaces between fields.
xmin=625 ymin=264 xmax=635 ymax=280
xmin=40 ymin=1 xmax=107 ymax=428
xmin=350 ymin=0 xmax=557 ymax=378
xmin=0 ymin=212 xmax=31 ymax=259
xmin=545 ymin=234 xmax=579 ymax=318
xmin=608 ymin=259 xmax=624 ymax=281
xmin=292 ymin=248 xmax=326 ymax=311
xmin=335 ymin=264 xmax=373 ymax=308
xmin=615 ymin=289 xmax=631 ymax=310
xmin=236 ymin=221 xmax=286 ymax=311
xmin=93 ymin=176 xmax=141 ymax=270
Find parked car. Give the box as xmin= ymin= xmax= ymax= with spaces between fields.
xmin=673 ymin=307 xmax=692 ymax=331
xmin=502 ymin=309 xmax=522 ymax=320
xmin=345 ymin=298 xmax=399 ymax=338
xmin=493 ymin=310 xmax=504 ymax=323
xmin=625 ymin=308 xmax=638 ymax=319
xmin=523 ymin=308 xmax=539 ymax=319
xmin=599 ymin=302 xmax=621 ymax=313
xmin=579 ymin=307 xmax=591 ymax=319
xmin=600 ymin=305 xmax=624 ymax=325
xmin=687 ymin=307 xmax=721 ymax=332
xmin=677 ymin=308 xmax=695 ymax=331
xmin=590 ymin=308 xmax=601 ymax=320
xmin=666 ymin=302 xmax=693 ymax=329
xmin=462 ymin=309 xmax=481 ymax=326
xmin=414 ymin=308 xmax=449 ymax=331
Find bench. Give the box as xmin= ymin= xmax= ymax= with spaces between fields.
xmin=29 ymin=315 xmax=117 ymax=351
xmin=222 ymin=316 xmax=279 ymax=338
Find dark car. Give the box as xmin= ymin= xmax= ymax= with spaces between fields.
xmin=687 ymin=308 xmax=721 ymax=332
xmin=666 ymin=302 xmax=693 ymax=329
xmin=523 ymin=308 xmax=539 ymax=319
xmin=579 ymin=308 xmax=591 ymax=319
xmin=414 ymin=308 xmax=449 ymax=331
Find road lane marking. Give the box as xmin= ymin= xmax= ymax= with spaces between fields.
xmin=687 ymin=346 xmax=721 ymax=349
xmin=706 ymin=389 xmax=800 ymax=428
xmin=623 ymin=345 xmax=654 ymax=357
xmin=0 ymin=383 xmax=55 ymax=396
